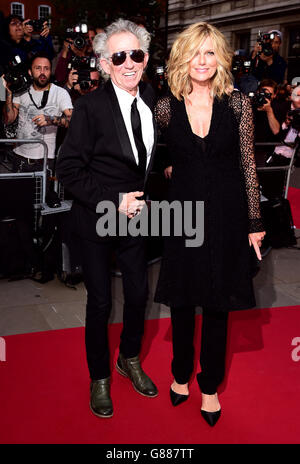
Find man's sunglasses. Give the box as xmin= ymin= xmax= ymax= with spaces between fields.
xmin=110 ymin=49 xmax=145 ymax=66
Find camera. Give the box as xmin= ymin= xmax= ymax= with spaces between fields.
xmin=287 ymin=108 xmax=300 ymax=131
xmin=28 ymin=19 xmax=45 ymax=33
xmin=232 ymin=56 xmax=252 ymax=76
xmin=249 ymin=88 xmax=272 ymax=108
xmin=2 ymin=55 xmax=31 ymax=94
xmin=65 ymin=24 xmax=88 ymax=50
xmin=68 ymin=56 xmax=98 ymax=90
xmin=257 ymin=31 xmax=276 ymax=57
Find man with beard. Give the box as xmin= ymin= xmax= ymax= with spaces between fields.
xmin=3 ymin=53 xmax=73 ymax=172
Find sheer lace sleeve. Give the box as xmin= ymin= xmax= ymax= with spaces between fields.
xmin=230 ymin=92 xmax=265 ymax=233
xmin=154 ymin=96 xmax=171 ymax=130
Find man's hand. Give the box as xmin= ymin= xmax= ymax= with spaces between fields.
xmin=257 ymin=97 xmax=272 ymax=113
xmin=62 ymin=39 xmax=72 ymax=58
xmin=259 ymin=52 xmax=273 ymax=66
xmin=164 ymin=166 xmax=173 ymax=179
xmin=118 ymin=191 xmax=145 ymax=218
xmin=248 ymin=231 xmax=266 ymax=261
xmin=66 ymin=69 xmax=79 ymax=90
xmin=251 ymin=42 xmax=262 ymax=58
xmin=32 ymin=114 xmax=48 ymax=127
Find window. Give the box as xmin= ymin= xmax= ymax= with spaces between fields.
xmin=38 ymin=5 xmax=51 ymax=21
xmin=11 ymin=2 xmax=24 ymax=18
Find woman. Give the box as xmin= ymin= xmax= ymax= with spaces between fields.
xmin=4 ymin=15 xmax=54 ymax=64
xmin=154 ymin=22 xmax=266 ymax=426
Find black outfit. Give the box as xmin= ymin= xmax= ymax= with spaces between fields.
xmin=251 ymin=53 xmax=287 ymax=84
xmin=56 ymin=80 xmax=157 ymax=380
xmin=154 ymin=91 xmax=264 ymax=392
xmin=254 ymin=100 xmax=290 ymax=199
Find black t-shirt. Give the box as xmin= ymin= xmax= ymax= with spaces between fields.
xmin=254 ymin=99 xmax=290 ymax=143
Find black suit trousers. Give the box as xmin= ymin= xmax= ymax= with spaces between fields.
xmin=170 ymin=306 xmax=228 ymax=394
xmin=80 ymin=235 xmax=148 ymax=380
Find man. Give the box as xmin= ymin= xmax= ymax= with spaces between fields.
xmin=56 ymin=19 xmax=158 ymax=418
xmin=54 ymin=26 xmax=95 ymax=86
xmin=65 ymin=67 xmax=101 ymax=102
xmin=254 ymin=79 xmax=286 ymax=144
xmin=253 ymin=79 xmax=290 ymax=199
xmin=251 ymin=29 xmax=287 ymax=84
xmin=3 ymin=52 xmax=73 ymax=172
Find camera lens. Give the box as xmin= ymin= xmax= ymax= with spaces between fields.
xmin=74 ymin=36 xmax=85 ymax=50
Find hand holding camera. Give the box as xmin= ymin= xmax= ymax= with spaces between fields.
xmin=23 ymin=19 xmax=49 ymax=39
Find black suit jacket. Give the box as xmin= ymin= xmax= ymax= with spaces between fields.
xmin=56 ymin=79 xmax=157 ymax=242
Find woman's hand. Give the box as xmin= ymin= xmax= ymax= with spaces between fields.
xmin=248 ymin=231 xmax=266 ymax=261
xmin=40 ymin=21 xmax=50 ymax=38
xmin=23 ymin=19 xmax=33 ymax=40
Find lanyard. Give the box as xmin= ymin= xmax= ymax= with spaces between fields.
xmin=28 ymin=84 xmax=51 ymax=109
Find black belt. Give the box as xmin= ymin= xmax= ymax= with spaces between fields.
xmin=13 ymin=152 xmax=44 ymax=164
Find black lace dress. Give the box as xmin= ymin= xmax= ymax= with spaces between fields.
xmin=154 ymin=91 xmax=265 ymax=312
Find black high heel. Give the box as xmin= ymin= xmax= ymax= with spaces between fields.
xmin=170 ymin=388 xmax=189 ymax=407
xmin=201 ymin=408 xmax=221 ymax=427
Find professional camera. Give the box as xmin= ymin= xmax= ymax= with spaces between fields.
xmin=69 ymin=55 xmax=97 ymax=71
xmin=287 ymin=108 xmax=300 ymax=131
xmin=232 ymin=56 xmax=252 ymax=76
xmin=68 ymin=56 xmax=98 ymax=90
xmin=65 ymin=23 xmax=88 ymax=50
xmin=257 ymin=31 xmax=276 ymax=57
xmin=2 ymin=55 xmax=31 ymax=94
xmin=249 ymin=88 xmax=272 ymax=108
xmin=28 ymin=19 xmax=45 ymax=33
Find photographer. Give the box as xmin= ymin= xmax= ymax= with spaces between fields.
xmin=3 ymin=14 xmax=54 ymax=64
xmin=253 ymin=79 xmax=286 ymax=143
xmin=270 ymin=85 xmax=300 ymax=165
xmin=251 ymin=30 xmax=287 ymax=84
xmin=54 ymin=24 xmax=95 ymax=86
xmin=65 ymin=66 xmax=101 ymax=102
xmin=2 ymin=53 xmax=73 ymax=173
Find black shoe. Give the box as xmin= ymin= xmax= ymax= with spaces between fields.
xmin=90 ymin=377 xmax=113 ymax=418
xmin=170 ymin=388 xmax=189 ymax=407
xmin=201 ymin=408 xmax=221 ymax=427
xmin=116 ymin=353 xmax=158 ymax=398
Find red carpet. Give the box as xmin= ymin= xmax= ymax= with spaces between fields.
xmin=1 ymin=306 xmax=300 ymax=444
xmin=288 ymin=187 xmax=300 ymax=229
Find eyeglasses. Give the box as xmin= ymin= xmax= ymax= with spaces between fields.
xmin=109 ymin=49 xmax=145 ymax=66
xmin=10 ymin=20 xmax=22 ymax=27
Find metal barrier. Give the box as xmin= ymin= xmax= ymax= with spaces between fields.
xmin=0 ymin=138 xmax=48 ymax=204
xmin=255 ymin=141 xmax=299 ymax=200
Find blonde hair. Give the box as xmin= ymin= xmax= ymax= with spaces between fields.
xmin=167 ymin=22 xmax=234 ymax=100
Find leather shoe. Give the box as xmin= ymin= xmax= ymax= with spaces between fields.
xmin=201 ymin=408 xmax=221 ymax=427
xmin=90 ymin=377 xmax=113 ymax=418
xmin=116 ymin=353 xmax=158 ymax=398
xmin=170 ymin=388 xmax=189 ymax=407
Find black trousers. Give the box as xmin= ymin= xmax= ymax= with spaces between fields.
xmin=80 ymin=235 xmax=148 ymax=380
xmin=170 ymin=306 xmax=228 ymax=395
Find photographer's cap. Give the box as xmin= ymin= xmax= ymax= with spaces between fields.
xmin=268 ymin=30 xmax=282 ymax=41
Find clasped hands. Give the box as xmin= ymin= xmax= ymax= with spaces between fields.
xmin=118 ymin=191 xmax=146 ymax=219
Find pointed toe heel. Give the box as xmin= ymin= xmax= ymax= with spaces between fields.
xmin=201 ymin=408 xmax=221 ymax=427
xmin=170 ymin=388 xmax=189 ymax=407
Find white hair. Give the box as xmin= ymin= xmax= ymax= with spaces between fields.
xmin=291 ymin=85 xmax=300 ymax=103
xmin=93 ymin=18 xmax=151 ymax=80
